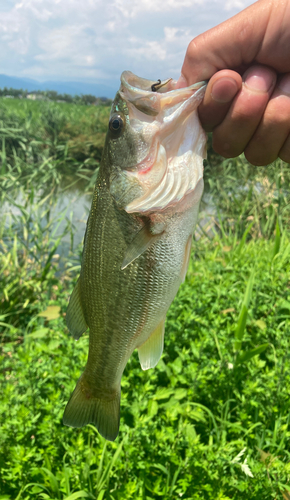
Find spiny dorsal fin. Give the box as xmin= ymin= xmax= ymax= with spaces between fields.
xmin=138 ymin=319 xmax=165 ymax=370
xmin=66 ymin=278 xmax=88 ymax=339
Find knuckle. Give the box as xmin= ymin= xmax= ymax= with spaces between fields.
xmin=187 ymin=35 xmax=204 ymax=59
xmin=231 ymin=106 xmax=262 ymax=124
xmin=230 ymin=91 xmax=271 ymax=124
xmin=265 ymin=101 xmax=290 ymax=128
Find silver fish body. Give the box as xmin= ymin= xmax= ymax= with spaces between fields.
xmin=63 ymin=72 xmax=207 ymax=441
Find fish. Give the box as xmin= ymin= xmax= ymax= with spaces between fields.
xmin=63 ymin=71 xmax=207 ymax=441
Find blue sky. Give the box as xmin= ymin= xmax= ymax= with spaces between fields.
xmin=0 ymin=0 xmax=254 ymax=90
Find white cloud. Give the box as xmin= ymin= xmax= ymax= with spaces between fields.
xmin=113 ymin=0 xmax=205 ymax=18
xmin=224 ymin=0 xmax=249 ymax=10
xmin=127 ymin=38 xmax=167 ymax=61
xmin=8 ymin=35 xmax=30 ymax=55
xmin=0 ymin=0 xmax=255 ymax=90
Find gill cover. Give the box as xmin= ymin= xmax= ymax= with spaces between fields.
xmin=109 ymin=71 xmax=207 ymax=215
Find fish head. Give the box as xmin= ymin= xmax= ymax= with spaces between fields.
xmin=105 ymin=71 xmax=207 ymax=213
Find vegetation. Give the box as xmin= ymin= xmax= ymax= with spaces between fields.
xmin=1 ymin=98 xmax=290 ymax=499
xmin=0 ymin=98 xmax=110 ymax=198
xmin=0 ymin=87 xmax=112 ymax=105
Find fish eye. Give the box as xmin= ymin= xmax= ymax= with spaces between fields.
xmin=109 ymin=114 xmax=124 ymax=136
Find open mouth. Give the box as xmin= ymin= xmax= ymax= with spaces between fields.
xmin=112 ymin=71 xmax=207 ymax=216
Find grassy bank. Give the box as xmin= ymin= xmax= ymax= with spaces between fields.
xmin=1 ymin=98 xmax=290 ymax=499
xmin=2 ymin=222 xmax=290 ymax=499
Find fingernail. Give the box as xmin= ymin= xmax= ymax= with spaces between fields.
xmin=176 ymin=74 xmax=188 ymax=89
xmin=211 ymin=77 xmax=239 ymax=103
xmin=244 ymin=67 xmax=275 ymax=92
xmin=278 ymin=74 xmax=290 ymax=95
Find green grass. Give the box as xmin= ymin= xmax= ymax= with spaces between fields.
xmin=2 ymin=208 xmax=290 ymax=498
xmin=203 ymin=153 xmax=290 ymax=239
xmin=0 ymin=98 xmax=110 ymax=130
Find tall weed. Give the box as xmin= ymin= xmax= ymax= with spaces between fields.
xmin=0 ymin=189 xmax=73 ymax=339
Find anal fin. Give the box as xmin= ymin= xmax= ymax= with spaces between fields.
xmin=66 ymin=278 xmax=88 ymax=339
xmin=138 ymin=319 xmax=165 ymax=370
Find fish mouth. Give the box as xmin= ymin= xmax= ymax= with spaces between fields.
xmin=113 ymin=71 xmax=207 ymax=216
xmin=121 ymin=72 xmax=174 ymax=95
xmin=121 ymin=71 xmax=206 ymax=96
xmin=120 ymin=71 xmax=207 ymax=117
xmin=121 ymin=71 xmax=207 ymax=176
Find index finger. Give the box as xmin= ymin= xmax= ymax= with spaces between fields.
xmin=181 ymin=0 xmax=288 ymax=85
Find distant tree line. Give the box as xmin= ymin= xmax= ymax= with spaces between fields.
xmin=0 ymin=86 xmax=112 ymax=106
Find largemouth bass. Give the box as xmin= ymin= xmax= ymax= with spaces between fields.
xmin=63 ymin=71 xmax=207 ymax=441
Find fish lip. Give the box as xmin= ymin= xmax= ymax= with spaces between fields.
xmin=120 ymin=70 xmax=207 ymax=96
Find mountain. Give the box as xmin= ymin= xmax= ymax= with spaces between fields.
xmin=0 ymin=74 xmax=117 ymax=98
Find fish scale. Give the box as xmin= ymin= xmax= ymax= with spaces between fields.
xmin=63 ymin=71 xmax=207 ymax=441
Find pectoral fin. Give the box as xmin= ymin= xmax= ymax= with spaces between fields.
xmin=138 ymin=319 xmax=165 ymax=370
xmin=121 ymin=223 xmax=163 ymax=270
xmin=66 ymin=278 xmax=88 ymax=339
xmin=180 ymin=235 xmax=192 ymax=282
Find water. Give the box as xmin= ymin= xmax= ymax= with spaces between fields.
xmin=50 ymin=188 xmax=92 ymax=254
xmin=1 ymin=185 xmax=92 ymax=259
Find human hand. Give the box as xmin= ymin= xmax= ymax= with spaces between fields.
xmin=177 ymin=0 xmax=290 ymax=165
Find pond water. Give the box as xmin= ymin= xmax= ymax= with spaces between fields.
xmin=2 ymin=186 xmax=90 ymax=255
xmin=49 ymin=188 xmax=92 ymax=255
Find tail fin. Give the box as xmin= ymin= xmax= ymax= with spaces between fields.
xmin=63 ymin=375 xmax=120 ymax=442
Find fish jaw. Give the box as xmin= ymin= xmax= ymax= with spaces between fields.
xmin=109 ymin=71 xmax=207 ymax=215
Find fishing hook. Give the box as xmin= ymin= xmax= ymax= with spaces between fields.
xmin=151 ymin=79 xmax=161 ymax=92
